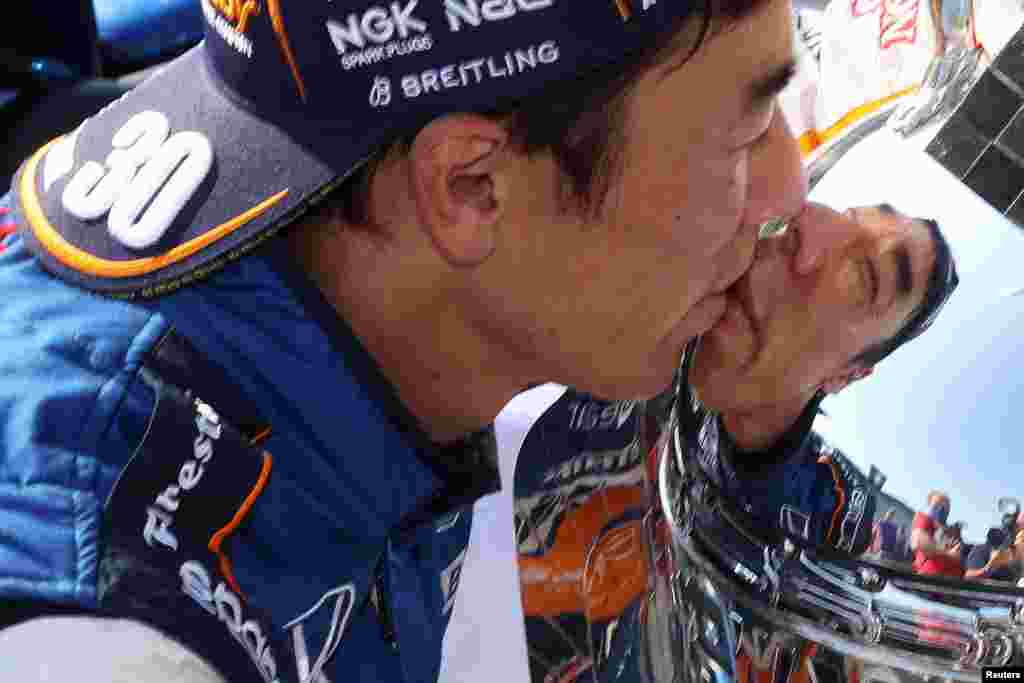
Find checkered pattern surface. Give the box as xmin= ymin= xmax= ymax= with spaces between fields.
xmin=926 ymin=22 xmax=1024 ymax=227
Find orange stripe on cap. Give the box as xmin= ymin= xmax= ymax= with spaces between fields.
xmin=818 ymin=455 xmax=846 ymax=545
xmin=267 ymin=0 xmax=308 ymax=102
xmin=19 ymin=137 xmax=289 ymax=279
xmin=208 ymin=451 xmax=274 ymax=600
xmin=249 ymin=425 xmax=273 ymax=446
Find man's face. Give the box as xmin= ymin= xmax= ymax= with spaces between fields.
xmin=691 ymin=203 xmax=938 ymax=411
xmin=471 ymin=0 xmax=805 ymax=400
xmin=929 ymin=494 xmax=951 ymax=519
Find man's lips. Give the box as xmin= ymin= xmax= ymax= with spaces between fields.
xmin=734 ymin=279 xmax=758 ymax=331
xmin=716 ymin=279 xmax=759 ymax=342
xmin=713 ymin=216 xmax=802 ymax=340
xmin=677 ymin=291 xmax=729 ymax=340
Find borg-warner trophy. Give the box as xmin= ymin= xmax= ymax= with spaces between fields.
xmin=566 ymin=9 xmax=1024 ymax=681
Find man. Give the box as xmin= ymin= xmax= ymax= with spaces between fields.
xmin=944 ymin=522 xmax=970 ymax=566
xmin=0 ymin=0 xmax=807 ymax=680
xmin=870 ymin=509 xmax=902 ymax=561
xmin=441 ymin=201 xmax=959 ymax=682
xmin=964 ymin=513 xmax=1020 ymax=582
xmin=897 ymin=524 xmax=912 ymax=562
xmin=911 ymin=492 xmax=964 ymax=578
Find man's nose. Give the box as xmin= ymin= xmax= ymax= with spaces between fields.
xmin=791 ymin=203 xmax=861 ymax=275
xmin=744 ymin=106 xmax=808 ymax=233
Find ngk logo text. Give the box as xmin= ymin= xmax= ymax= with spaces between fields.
xmin=326 ymin=0 xmax=433 ymax=70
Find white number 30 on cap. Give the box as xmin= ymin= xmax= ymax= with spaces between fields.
xmin=61 ymin=110 xmax=213 ymax=250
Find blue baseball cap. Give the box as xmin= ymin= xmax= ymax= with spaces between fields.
xmin=13 ymin=0 xmax=697 ymax=298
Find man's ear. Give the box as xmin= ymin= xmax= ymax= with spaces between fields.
xmin=820 ymin=365 xmax=874 ymax=396
xmin=407 ymin=114 xmax=509 ymax=267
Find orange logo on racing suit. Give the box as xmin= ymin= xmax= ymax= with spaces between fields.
xmin=519 ymin=484 xmax=649 ymax=621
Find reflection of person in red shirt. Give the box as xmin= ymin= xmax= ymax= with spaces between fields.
xmin=910 ymin=491 xmax=963 ymax=578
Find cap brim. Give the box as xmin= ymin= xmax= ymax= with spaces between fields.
xmin=14 ymin=45 xmax=376 ymax=298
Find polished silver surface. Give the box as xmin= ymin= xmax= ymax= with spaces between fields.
xmin=638 ymin=23 xmax=1024 ymax=681
xmin=653 ymin=413 xmax=1024 ymax=683
xmin=806 ymin=104 xmax=900 ymax=192
xmin=889 ymin=0 xmax=985 ymax=138
xmin=889 ymin=47 xmax=984 ymax=138
xmin=531 ymin=16 xmax=1024 ymax=683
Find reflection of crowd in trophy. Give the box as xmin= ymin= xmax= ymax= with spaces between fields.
xmin=868 ymin=492 xmax=1024 ymax=584
xmin=867 ymin=508 xmax=913 ymax=564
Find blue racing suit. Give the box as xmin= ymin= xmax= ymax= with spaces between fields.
xmin=0 ymin=189 xmax=499 ymax=683
xmin=677 ymin=377 xmax=876 ymax=559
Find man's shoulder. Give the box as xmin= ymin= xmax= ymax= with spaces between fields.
xmin=965 ymin=543 xmax=992 ymax=569
xmin=0 ymin=208 xmax=177 ymax=605
xmin=0 ymin=227 xmax=168 ymax=417
xmin=0 ymin=216 xmax=156 ymax=324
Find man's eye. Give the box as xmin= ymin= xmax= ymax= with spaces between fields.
xmin=748 ymin=105 xmax=778 ymax=147
xmin=734 ymin=104 xmax=777 ymax=151
xmin=739 ymin=122 xmax=772 ymax=151
xmin=861 ymin=258 xmax=879 ymax=307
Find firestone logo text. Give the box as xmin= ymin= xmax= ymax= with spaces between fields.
xmin=143 ymin=400 xmax=223 ymax=551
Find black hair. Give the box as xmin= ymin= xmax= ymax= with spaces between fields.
xmin=319 ymin=0 xmax=772 ymax=226
xmin=852 ymin=218 xmax=959 ymax=367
